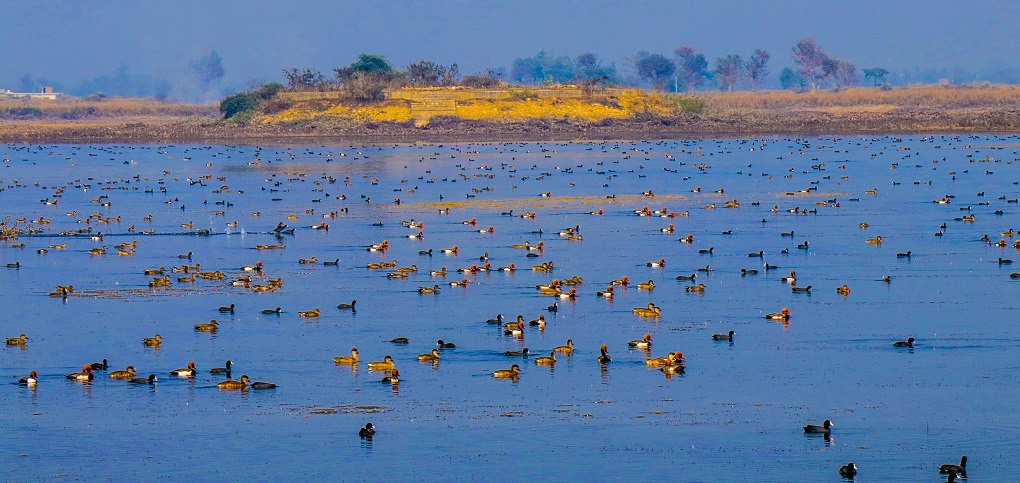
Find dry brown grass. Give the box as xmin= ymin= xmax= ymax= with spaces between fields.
xmin=0 ymin=97 xmax=217 ymax=119
xmin=696 ymin=84 xmax=1020 ymax=111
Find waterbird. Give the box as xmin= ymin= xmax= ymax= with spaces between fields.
xmin=337 ymin=300 xmax=357 ymax=310
xmin=597 ymin=344 xmax=612 ymax=364
xmin=359 ymin=423 xmax=375 ymax=438
xmin=367 ymin=355 xmax=395 ymax=370
xmin=142 ymin=334 xmax=162 ymax=346
xmin=129 ymin=374 xmax=157 ymax=384
xmin=437 ymin=339 xmax=456 ymax=348
xmin=939 ymin=456 xmax=966 ymax=477
xmin=66 ymin=366 xmax=94 ymax=381
xmin=217 ymin=375 xmax=250 ymax=390
xmin=713 ymin=330 xmax=735 ymax=341
xmin=262 ymin=307 xmax=282 ymax=315
xmin=170 ymin=361 xmax=197 ymax=377
xmin=417 ymin=349 xmax=441 ymax=362
xmin=493 ymin=364 xmax=521 ymax=378
xmin=194 ymin=320 xmax=218 ymax=332
xmin=504 ymin=348 xmax=530 ymax=357
xmin=893 ymin=337 xmax=914 ymax=348
xmin=109 ymin=366 xmax=136 ymax=379
xmin=218 ymin=303 xmax=235 ymax=313
xmin=838 ymin=462 xmax=857 ymax=478
xmin=6 ymin=334 xmax=28 ymax=345
xmin=251 ymin=380 xmax=277 ymax=389
xmin=803 ymin=419 xmax=833 ymax=434
xmin=18 ymin=371 xmax=37 ymax=386
xmin=628 ymin=334 xmax=653 ymax=348
xmin=382 ymin=369 xmax=400 ymax=384
xmin=766 ymin=308 xmax=791 ymax=320
xmin=210 ymin=360 xmax=233 ymax=374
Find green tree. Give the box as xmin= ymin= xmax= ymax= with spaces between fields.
xmin=863 ymin=67 xmax=889 ymax=86
xmin=746 ymin=49 xmax=770 ymax=90
xmin=510 ymin=50 xmax=575 ymax=84
xmin=351 ymin=54 xmax=394 ymax=74
xmin=634 ymin=52 xmax=676 ymax=91
xmin=673 ymin=46 xmax=708 ymax=92
xmin=779 ymin=67 xmax=806 ymax=91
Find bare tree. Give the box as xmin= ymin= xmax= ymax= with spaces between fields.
xmin=834 ymin=60 xmax=859 ymax=88
xmin=188 ymin=50 xmax=225 ymax=91
xmin=791 ymin=38 xmax=828 ymax=90
xmin=746 ymin=49 xmax=770 ymax=90
xmin=674 ymin=46 xmax=708 ymax=92
xmin=714 ymin=54 xmax=744 ymax=91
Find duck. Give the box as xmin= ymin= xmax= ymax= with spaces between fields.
xmin=210 ymin=360 xmax=233 ymax=374
xmin=939 ymin=456 xmax=967 ymax=477
xmin=6 ymin=334 xmax=28 ymax=345
xmin=334 ymin=348 xmax=360 ymax=364
xmin=547 ymin=302 xmax=559 ymax=312
xmin=492 ymin=364 xmax=521 ymax=378
xmin=628 ymin=334 xmax=653 ymax=348
xmin=417 ymin=348 xmax=441 ymax=362
xmin=792 ymin=285 xmax=812 ymax=293
xmin=645 ymin=352 xmax=675 ymax=367
xmin=781 ymin=270 xmax=797 ymax=283
xmin=713 ymin=330 xmax=735 ymax=341
xmin=893 ymin=337 xmax=915 ymax=348
xmin=217 ymin=375 xmax=250 ymax=390
xmin=676 ymin=273 xmax=696 ymax=281
xmin=553 ymin=339 xmax=574 ymax=355
xmin=336 ymin=300 xmax=357 ymax=310
xmin=241 ymin=262 xmax=263 ymax=272
xmin=359 ymin=423 xmax=376 ymax=438
xmin=534 ymin=351 xmax=556 ymax=366
xmin=636 ymin=280 xmax=655 ymax=290
xmin=558 ymin=288 xmax=578 ymax=299
xmin=419 ymin=249 xmax=433 ymax=256
xmin=381 ymin=369 xmax=401 ymax=384
xmin=866 ymin=235 xmax=883 ymax=244
xmin=685 ymin=283 xmax=706 ymax=293
xmin=367 ymin=355 xmax=395 ymax=370
xmin=261 ymin=307 xmax=282 ymax=315
xmin=696 ymin=265 xmax=713 ymax=272
xmin=632 ymin=303 xmax=661 ymax=317
xmin=698 ymin=247 xmax=714 ymax=254
xmin=999 ymin=258 xmax=1013 ymax=265
xmin=838 ymin=462 xmax=857 ymax=478
xmin=251 ymin=381 xmax=277 ymax=390
xmin=142 ymin=334 xmax=162 ymax=346
xmin=485 ymin=314 xmax=504 ymax=325
xmin=298 ymin=308 xmax=320 ymax=317
xmin=66 ymin=365 xmax=95 ymax=381
xmin=660 ymin=353 xmax=685 ymax=374
xmin=765 ymin=308 xmax=791 ymax=320
xmin=194 ymin=319 xmax=218 ymax=332
xmin=747 ymin=250 xmax=764 ymax=258
xmin=836 ymin=285 xmax=851 ymax=295
xmin=504 ymin=321 xmax=525 ymax=337
xmin=218 ymin=303 xmax=235 ymax=313
xmin=740 ymin=268 xmax=758 ymax=275
xmin=797 ymin=240 xmax=810 ymax=249
xmin=437 ymin=339 xmax=456 ymax=348
xmin=390 ymin=338 xmax=409 ymax=344
xmin=596 ymin=286 xmax=615 ymax=298
xmin=109 ymin=366 xmax=136 ymax=379
xmin=440 ymin=245 xmax=458 ymax=254
xmin=647 ymin=258 xmax=666 ymax=267
xmin=170 ymin=361 xmax=197 ymax=377
xmin=611 ymin=276 xmax=630 ymax=286
xmin=417 ymin=285 xmax=440 ymax=294
xmin=18 ymin=371 xmax=38 ymax=386
xmin=496 ymin=263 xmax=516 ymax=272
xmin=449 ymin=278 xmax=471 ymax=287
xmin=803 ymin=419 xmax=833 ymax=434
xmin=504 ymin=348 xmax=530 ymax=357
xmin=896 ymin=251 xmax=911 ymax=258
xmin=298 ymin=257 xmax=317 ymax=264
xmin=528 ymin=314 xmax=546 ymax=327
xmin=129 ymin=374 xmax=157 ymax=385
xmin=597 ymin=344 xmax=612 ymax=364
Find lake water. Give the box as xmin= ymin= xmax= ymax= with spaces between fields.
xmin=1 ymin=135 xmax=1017 ymax=481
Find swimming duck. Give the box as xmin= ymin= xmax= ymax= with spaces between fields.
xmin=636 ymin=280 xmax=655 ymax=290
xmin=628 ymin=334 xmax=653 ymax=348
xmin=417 ymin=285 xmax=440 ymax=294
xmin=896 ymin=251 xmax=911 ymax=258
xmin=766 ymin=308 xmax=791 ymax=320
xmin=675 ymin=273 xmax=696 ymax=281
xmin=170 ymin=361 xmax=197 ymax=377
xmin=429 ymin=267 xmax=448 ymax=276
xmin=661 ymin=224 xmax=674 ymax=233
xmin=493 ymin=364 xmax=521 ymax=378
xmin=262 ymin=307 xmax=282 ymax=315
xmin=367 ymin=355 xmax=395 ymax=370
xmin=685 ymin=283 xmax=706 ymax=293
xmin=337 ymin=300 xmax=356 ymax=310
xmin=781 ymin=270 xmax=797 ymax=283
xmin=632 ymin=303 xmax=661 ymax=317
xmin=382 ymin=369 xmax=400 ymax=384
xmin=359 ymin=423 xmax=376 ymax=438
xmin=740 ymin=268 xmax=758 ymax=275
xmin=218 ymin=303 xmax=235 ymax=313
xmin=496 ymin=263 xmax=516 ymax=272
xmin=298 ymin=308 xmax=320 ymax=317
xmin=696 ymin=265 xmax=713 ymax=272
xmin=597 ymin=344 xmax=611 ymax=364
xmin=440 ymin=245 xmax=458 ymax=254
xmin=143 ymin=267 xmax=165 ymax=275
xmin=558 ymin=288 xmax=578 ymax=299
xmin=698 ymin=247 xmax=714 ymax=255
xmin=596 ymin=286 xmax=615 ymax=298
xmin=645 ymin=352 xmax=675 ymax=367
xmin=713 ymin=330 xmax=735 ymax=341
xmin=660 ymin=353 xmax=685 ymax=374
xmin=210 ymin=360 xmax=233 ymax=374
xmin=647 ymin=258 xmax=666 ymax=268
xmin=241 ymin=262 xmax=264 ymax=272
xmin=838 ymin=462 xmax=857 ymax=478
xmin=547 ymin=302 xmax=559 ymax=313
xmin=553 ymin=339 xmax=574 ymax=355
xmin=797 ymin=240 xmax=810 ymax=249
xmin=251 ymin=381 xmax=277 ymax=389
xmin=836 ymin=285 xmax=851 ymax=295
xmin=534 ymin=351 xmax=556 ymax=366
xmin=66 ymin=365 xmax=95 ymax=381
xmin=449 ymin=278 xmax=471 ymax=287
xmin=109 ymin=366 xmax=136 ymax=379
xmin=528 ymin=314 xmax=546 ymax=327
xmin=748 ymin=250 xmax=764 ymax=258
xmin=217 ymin=375 xmax=250 ymax=390
xmin=504 ymin=348 xmax=530 ymax=357
xmin=866 ymin=235 xmax=883 ymax=244
xmin=19 ymin=371 xmax=38 ymax=386
xmin=129 ymin=374 xmax=157 ymax=385
xmin=194 ymin=320 xmax=218 ymax=332
xmin=437 ymin=339 xmax=456 ymax=348
xmin=893 ymin=337 xmax=915 ymax=348
xmin=298 ymin=257 xmax=317 ymax=264
xmin=6 ymin=334 xmax=28 ymax=345
xmin=417 ymin=348 xmax=441 ymax=362
xmin=390 ymin=338 xmax=409 ymax=344
xmin=485 ymin=314 xmax=504 ymax=325
xmin=90 ymin=359 xmax=108 ymax=370
xmin=791 ymin=285 xmax=812 ymax=293
xmin=142 ymin=334 xmax=162 ymax=346
xmin=939 ymin=456 xmax=967 ymax=477
xmin=803 ymin=419 xmax=833 ymax=434
xmin=999 ymin=258 xmax=1013 ymax=265
xmin=334 ymin=348 xmax=360 ymax=364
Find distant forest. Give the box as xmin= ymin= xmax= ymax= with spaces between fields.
xmin=11 ymin=38 xmax=1020 ymax=101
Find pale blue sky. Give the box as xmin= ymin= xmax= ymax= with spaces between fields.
xmin=1 ymin=0 xmax=1017 ymax=93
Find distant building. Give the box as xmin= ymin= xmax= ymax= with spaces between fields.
xmin=0 ymin=87 xmax=61 ymax=100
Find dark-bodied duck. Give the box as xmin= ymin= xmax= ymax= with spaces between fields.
xmin=251 ymin=380 xmax=277 ymax=390
xmin=90 ymin=359 xmax=108 ymax=370
xmin=486 ymin=314 xmax=504 ymax=325
xmin=740 ymin=268 xmax=758 ymax=275
xmin=628 ymin=334 xmax=653 ymax=348
xmin=110 ymin=366 xmax=136 ymax=379
xmin=337 ymin=300 xmax=356 ymax=310
xmin=939 ymin=456 xmax=967 ymax=477
xmin=803 ymin=419 xmax=833 ymax=434
xmin=19 ymin=371 xmax=37 ymax=386
xmin=838 ymin=462 xmax=857 ymax=478
xmin=676 ymin=273 xmax=697 ymax=281
xmin=367 ymin=355 xmax=395 ymax=370
xmin=766 ymin=308 xmax=791 ymax=320
xmin=359 ymin=423 xmax=376 ymax=438
xmin=713 ymin=330 xmax=735 ymax=341
xmin=437 ymin=339 xmax=456 ymax=349
xmin=334 ymin=348 xmax=360 ymax=364
xmin=597 ymin=344 xmax=612 ymax=364
xmin=217 ymin=375 xmax=250 ymax=390
xmin=896 ymin=251 xmax=911 ymax=258
xmin=210 ymin=360 xmax=233 ymax=374
xmin=493 ymin=364 xmax=521 ymax=378
xmin=218 ymin=303 xmax=235 ymax=313
xmin=504 ymin=348 xmax=530 ymax=357
xmin=792 ymin=285 xmax=812 ymax=293
xmin=893 ymin=337 xmax=915 ymax=348
xmin=390 ymin=338 xmax=409 ymax=344
xmin=261 ymin=307 xmax=282 ymax=315
xmin=129 ymin=374 xmax=157 ymax=384
xmin=170 ymin=361 xmax=197 ymax=377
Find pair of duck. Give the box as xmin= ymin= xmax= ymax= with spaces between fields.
xmin=216 ymin=375 xmax=276 ymax=390
xmin=633 ymin=303 xmax=661 ymax=317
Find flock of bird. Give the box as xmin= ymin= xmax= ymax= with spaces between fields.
xmin=3 ymin=136 xmax=1017 ymax=479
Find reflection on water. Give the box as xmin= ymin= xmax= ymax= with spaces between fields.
xmin=2 ymin=136 xmax=1020 ymax=479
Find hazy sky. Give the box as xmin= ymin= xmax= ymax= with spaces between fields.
xmin=1 ymin=0 xmax=1018 ymax=93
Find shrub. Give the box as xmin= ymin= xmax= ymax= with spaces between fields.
xmin=219 ymin=93 xmax=258 ymax=119
xmin=461 ymin=75 xmax=501 ymax=88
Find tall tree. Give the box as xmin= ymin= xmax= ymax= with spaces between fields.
xmin=779 ymin=67 xmax=805 ymax=91
xmin=674 ymin=46 xmax=708 ymax=92
xmin=188 ymin=50 xmax=225 ymax=91
xmin=351 ymin=54 xmax=394 ymax=74
xmin=510 ymin=50 xmax=574 ymax=84
xmin=833 ymin=60 xmax=859 ymax=88
xmin=746 ymin=49 xmax=770 ymax=90
xmin=714 ymin=54 xmax=744 ymax=91
xmin=574 ymin=52 xmax=616 ymax=83
xmin=406 ymin=60 xmax=445 ymax=87
xmin=791 ymin=38 xmax=828 ymax=90
xmin=633 ymin=51 xmax=676 ymax=91
xmin=863 ymin=67 xmax=889 ymax=86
